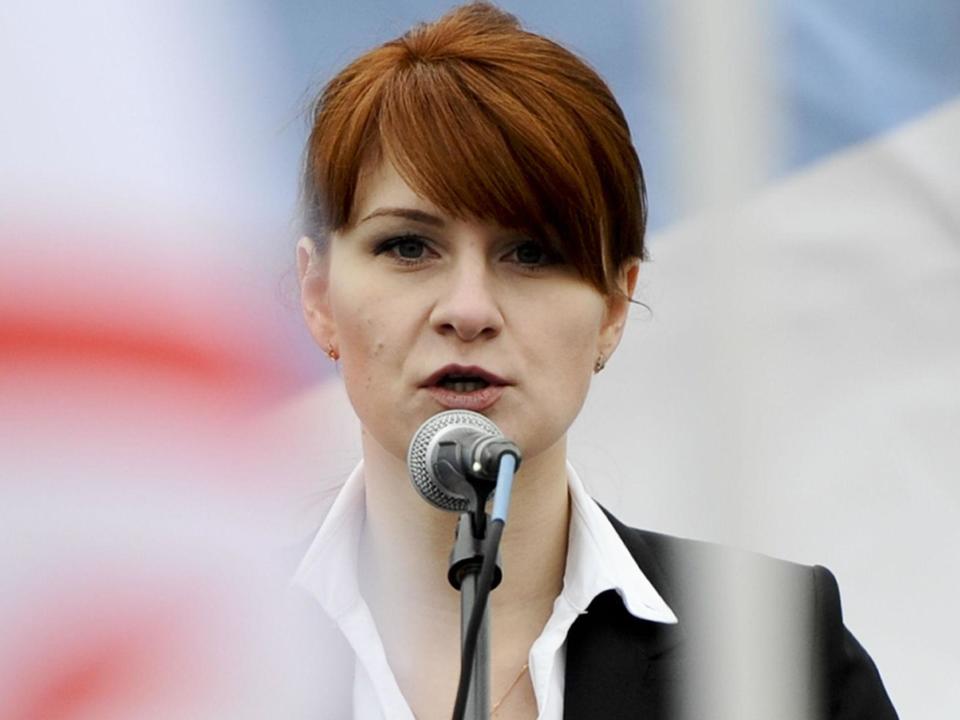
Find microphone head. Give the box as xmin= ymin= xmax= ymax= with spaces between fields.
xmin=407 ymin=410 xmax=502 ymax=511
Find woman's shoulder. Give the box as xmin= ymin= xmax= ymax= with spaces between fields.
xmin=599 ymin=507 xmax=824 ymax=611
xmin=575 ymin=506 xmax=899 ymax=719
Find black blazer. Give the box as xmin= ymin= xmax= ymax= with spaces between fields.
xmin=563 ymin=510 xmax=899 ymax=719
xmin=290 ymin=509 xmax=898 ymax=718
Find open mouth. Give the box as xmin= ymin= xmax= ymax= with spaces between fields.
xmin=436 ymin=374 xmax=491 ymax=393
xmin=422 ymin=365 xmax=509 ymax=410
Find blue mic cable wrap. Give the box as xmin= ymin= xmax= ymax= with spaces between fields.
xmin=491 ymin=452 xmax=516 ymax=524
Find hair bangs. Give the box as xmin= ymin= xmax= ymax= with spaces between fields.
xmin=303 ymin=2 xmax=648 ymax=295
xmin=378 ymin=58 xmax=608 ymax=289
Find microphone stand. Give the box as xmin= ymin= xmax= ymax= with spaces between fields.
xmin=447 ymin=496 xmax=501 ymax=720
xmin=407 ymin=415 xmax=519 ymax=720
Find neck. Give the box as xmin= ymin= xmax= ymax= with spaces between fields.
xmin=357 ymin=427 xmax=570 ymax=685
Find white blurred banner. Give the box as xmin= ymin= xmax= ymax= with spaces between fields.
xmin=2 ymin=1 xmax=957 ymax=717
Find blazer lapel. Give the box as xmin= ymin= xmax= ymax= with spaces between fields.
xmin=563 ymin=507 xmax=686 ymax=720
xmin=564 ymin=589 xmax=685 ymax=719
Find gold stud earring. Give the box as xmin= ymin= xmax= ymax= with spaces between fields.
xmin=594 ymin=354 xmax=606 ymax=373
xmin=326 ymin=344 xmax=340 ymax=362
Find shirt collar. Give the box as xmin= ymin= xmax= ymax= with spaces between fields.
xmin=291 ymin=462 xmax=366 ymax=620
xmin=292 ymin=461 xmax=677 ymax=625
xmin=563 ymin=463 xmax=677 ymax=624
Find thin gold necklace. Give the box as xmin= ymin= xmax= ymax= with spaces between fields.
xmin=491 ymin=662 xmax=529 ymax=715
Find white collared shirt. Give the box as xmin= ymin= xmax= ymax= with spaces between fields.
xmin=293 ymin=462 xmax=677 ymax=719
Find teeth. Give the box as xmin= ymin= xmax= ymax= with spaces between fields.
xmin=440 ymin=378 xmax=489 ymax=392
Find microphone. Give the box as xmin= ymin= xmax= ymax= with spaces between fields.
xmin=408 ymin=411 xmax=522 ymax=720
xmin=407 ymin=410 xmax=521 ymax=513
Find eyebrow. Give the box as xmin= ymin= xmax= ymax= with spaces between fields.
xmin=359 ymin=207 xmax=447 ymax=227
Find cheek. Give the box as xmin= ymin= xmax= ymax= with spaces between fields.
xmin=515 ymin=289 xmax=604 ymax=418
xmin=328 ymin=278 xmax=419 ymax=409
xmin=540 ymin=289 xmax=605 ymax=372
xmin=329 ymin=282 xmax=390 ymax=385
xmin=502 ymin=311 xmax=598 ymax=460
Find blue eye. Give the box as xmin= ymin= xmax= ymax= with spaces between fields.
xmin=395 ymin=238 xmax=425 ymax=258
xmin=375 ymin=234 xmax=430 ymax=263
xmin=515 ymin=241 xmax=546 ymax=264
xmin=510 ymin=240 xmax=559 ymax=267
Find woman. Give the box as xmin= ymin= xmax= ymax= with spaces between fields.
xmin=292 ymin=3 xmax=897 ymax=718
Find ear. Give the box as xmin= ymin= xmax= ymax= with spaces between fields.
xmin=297 ymin=236 xmax=338 ymax=353
xmin=597 ymin=258 xmax=640 ymax=363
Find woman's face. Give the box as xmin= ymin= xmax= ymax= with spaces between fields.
xmin=299 ymin=160 xmax=636 ymax=464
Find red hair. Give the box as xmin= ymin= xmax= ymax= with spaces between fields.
xmin=302 ymin=1 xmax=647 ymax=294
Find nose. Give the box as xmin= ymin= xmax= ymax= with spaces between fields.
xmin=429 ymin=259 xmax=504 ymax=342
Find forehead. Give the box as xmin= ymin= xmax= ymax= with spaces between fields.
xmin=351 ymin=159 xmax=516 ymax=237
xmin=351 ymin=160 xmax=432 ymax=221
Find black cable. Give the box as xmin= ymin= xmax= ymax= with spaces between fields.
xmin=451 ymin=518 xmax=505 ymax=720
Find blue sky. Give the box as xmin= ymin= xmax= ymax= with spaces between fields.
xmin=265 ymin=0 xmax=960 ymax=229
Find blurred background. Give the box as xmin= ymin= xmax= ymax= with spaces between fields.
xmin=2 ymin=1 xmax=957 ymax=717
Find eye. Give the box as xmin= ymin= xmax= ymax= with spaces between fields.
xmin=374 ymin=234 xmax=433 ymax=265
xmin=507 ymin=240 xmax=559 ymax=268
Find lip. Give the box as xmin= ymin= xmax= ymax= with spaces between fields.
xmin=419 ymin=364 xmax=512 ymax=389
xmin=419 ymin=363 xmax=512 ymax=412
xmin=425 ymin=384 xmax=507 ymax=411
